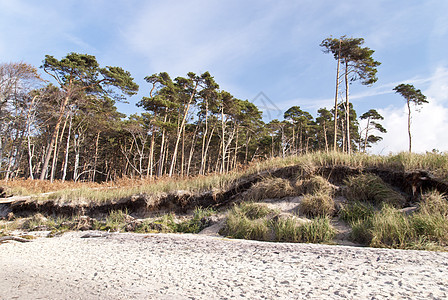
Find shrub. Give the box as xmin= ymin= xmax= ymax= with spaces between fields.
xmin=344 ymin=174 xmax=406 ymax=207
xmin=244 ymin=177 xmax=296 ymax=201
xmin=300 ymin=192 xmax=335 ymax=217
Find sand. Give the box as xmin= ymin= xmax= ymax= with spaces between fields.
xmin=1 ymin=231 xmax=447 ymax=299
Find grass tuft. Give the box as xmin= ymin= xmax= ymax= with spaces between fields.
xmin=272 ymin=216 xmax=335 ymax=243
xmin=244 ymin=177 xmax=296 ymax=201
xmin=344 ymin=174 xmax=406 ymax=207
xmin=295 ymin=175 xmax=335 ymax=195
xmin=300 ymin=193 xmax=335 ymax=217
xmin=339 ymin=201 xmax=376 ymax=224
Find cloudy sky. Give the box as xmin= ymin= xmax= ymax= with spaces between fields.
xmin=1 ymin=0 xmax=447 ymax=153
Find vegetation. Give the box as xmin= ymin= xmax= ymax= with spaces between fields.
xmin=244 ymin=177 xmax=296 ymax=201
xmin=393 ymin=84 xmax=428 ymax=153
xmin=300 ymin=193 xmax=335 ymax=217
xmin=348 ymin=191 xmax=448 ymax=250
xmin=344 ymin=174 xmax=406 ymax=207
xmin=0 ymin=36 xmax=383 ymax=184
xmin=220 ymin=202 xmax=335 ymax=244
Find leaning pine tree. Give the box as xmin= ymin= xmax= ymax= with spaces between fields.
xmin=39 ymin=53 xmax=139 ymax=180
xmin=393 ymin=83 xmax=427 ymax=153
xmin=320 ymin=36 xmax=380 ymax=154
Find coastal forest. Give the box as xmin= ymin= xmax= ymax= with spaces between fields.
xmin=0 ymin=37 xmax=425 ymax=182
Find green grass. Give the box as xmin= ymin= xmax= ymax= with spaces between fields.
xmin=272 ymin=216 xmax=335 ymax=243
xmin=219 ymin=203 xmax=274 ymax=241
xmin=220 ymin=202 xmax=336 ymax=244
xmin=344 ymin=174 xmax=406 ymax=207
xmin=348 ymin=193 xmax=448 ymax=250
xmin=339 ymin=201 xmax=376 ymax=224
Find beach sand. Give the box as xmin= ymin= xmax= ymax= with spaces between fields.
xmin=1 ymin=231 xmax=447 ymax=299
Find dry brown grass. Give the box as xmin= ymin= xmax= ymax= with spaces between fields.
xmin=299 ymin=193 xmax=336 ymax=217
xmin=295 ymin=175 xmax=336 ymax=195
xmin=244 ymin=177 xmax=296 ymax=201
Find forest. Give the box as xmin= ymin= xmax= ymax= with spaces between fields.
xmin=0 ymin=37 xmax=406 ymax=183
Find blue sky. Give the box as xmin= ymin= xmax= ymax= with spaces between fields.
xmin=1 ymin=0 xmax=447 ymax=153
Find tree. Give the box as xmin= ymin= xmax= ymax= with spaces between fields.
xmin=39 ymin=53 xmax=138 ymax=180
xmin=359 ymin=109 xmax=386 ymax=152
xmin=393 ymin=83 xmax=427 ymax=153
xmin=321 ymin=36 xmax=380 ymax=154
xmin=316 ymin=108 xmax=333 ymax=152
xmin=0 ymin=62 xmax=43 ymax=180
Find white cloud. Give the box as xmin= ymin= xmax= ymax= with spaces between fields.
xmin=371 ymin=67 xmax=448 ymax=154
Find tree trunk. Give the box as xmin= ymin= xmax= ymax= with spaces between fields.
xmin=323 ymin=122 xmax=329 ymax=153
xmin=49 ymin=125 xmax=61 ymax=183
xmin=202 ymin=126 xmax=215 ymax=175
xmin=92 ymin=131 xmax=101 ymax=182
xmin=157 ymin=115 xmax=167 ymax=177
xmin=333 ymin=39 xmax=341 ymax=152
xmin=220 ymin=107 xmax=226 ymax=174
xmin=62 ymin=114 xmax=73 ymax=182
xmin=200 ymin=100 xmax=208 ymax=175
xmin=345 ymin=61 xmax=351 ymax=155
xmin=146 ymin=130 xmax=155 ymax=178
xmin=186 ymin=125 xmax=199 ymax=176
xmin=363 ymin=116 xmax=370 ymax=153
xmin=169 ymin=84 xmax=198 ymax=177
xmin=407 ymin=99 xmax=412 ymax=153
xmin=40 ymin=95 xmax=70 ymax=180
xmin=233 ymin=125 xmax=239 ymax=170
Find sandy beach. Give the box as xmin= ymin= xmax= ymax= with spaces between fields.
xmin=1 ymin=231 xmax=447 ymax=299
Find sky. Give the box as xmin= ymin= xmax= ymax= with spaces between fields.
xmin=1 ymin=0 xmax=447 ymax=154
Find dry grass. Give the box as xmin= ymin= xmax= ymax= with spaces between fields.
xmin=3 ymin=151 xmax=448 ymax=205
xmin=295 ymin=175 xmax=336 ymax=195
xmin=299 ymin=193 xmax=336 ymax=217
xmin=244 ymin=177 xmax=296 ymax=201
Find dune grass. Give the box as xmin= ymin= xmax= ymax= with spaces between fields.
xmin=220 ymin=202 xmax=336 ymax=243
xmin=244 ymin=177 xmax=296 ymax=202
xmin=300 ymin=193 xmax=335 ymax=217
xmin=344 ymin=174 xmax=406 ymax=207
xmin=349 ymin=191 xmax=448 ymax=250
xmin=2 ymin=151 xmax=448 ymax=205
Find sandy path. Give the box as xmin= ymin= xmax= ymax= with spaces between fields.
xmin=1 ymin=232 xmax=447 ymax=299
